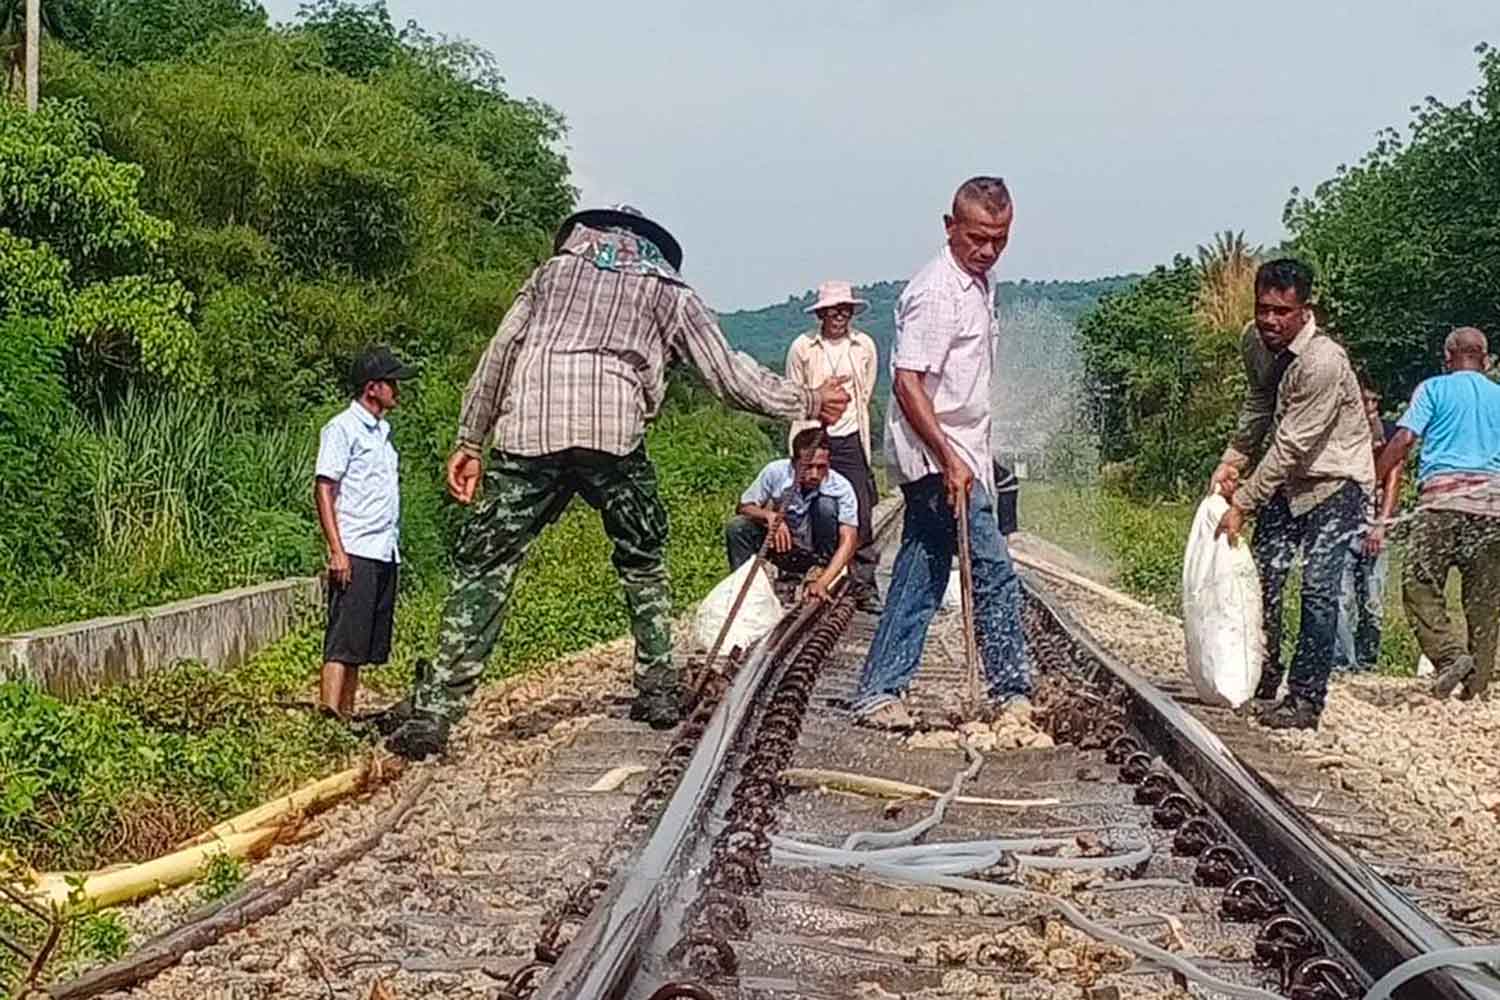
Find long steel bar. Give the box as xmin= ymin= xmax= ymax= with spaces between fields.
xmin=1023 ymin=575 xmax=1500 ymax=1000
xmin=533 ymin=596 xmax=827 ymax=1000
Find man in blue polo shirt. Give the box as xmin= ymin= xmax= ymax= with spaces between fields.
xmin=726 ymin=427 xmax=860 ymax=602
xmin=314 ymin=346 xmax=418 ymax=719
xmin=1376 ymin=327 xmax=1500 ymax=700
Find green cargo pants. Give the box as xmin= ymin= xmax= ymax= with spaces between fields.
xmin=412 ymin=446 xmax=673 ymax=723
xmin=1402 ymin=508 xmax=1500 ymax=691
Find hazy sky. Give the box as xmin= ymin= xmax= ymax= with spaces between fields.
xmin=264 ymin=1 xmax=1494 ymax=310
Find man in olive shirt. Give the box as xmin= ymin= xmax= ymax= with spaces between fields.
xmin=1211 ymin=259 xmax=1375 ymax=730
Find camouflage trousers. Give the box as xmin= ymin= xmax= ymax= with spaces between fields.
xmin=412 ymin=447 xmax=674 ymax=723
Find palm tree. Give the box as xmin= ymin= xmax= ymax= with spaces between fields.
xmin=1194 ymin=230 xmax=1263 ymax=334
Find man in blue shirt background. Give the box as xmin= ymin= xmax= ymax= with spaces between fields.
xmin=315 ymin=346 xmax=418 ymax=719
xmin=1376 ymin=326 xmax=1500 ymax=699
xmin=727 ymin=428 xmax=860 ymax=603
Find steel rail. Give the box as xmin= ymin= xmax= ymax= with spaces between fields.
xmin=1023 ymin=574 xmax=1500 ymax=1000
xmin=533 ymin=501 xmax=904 ymax=1000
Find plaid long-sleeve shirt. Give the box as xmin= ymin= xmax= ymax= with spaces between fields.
xmin=456 ymin=227 xmax=817 ymax=458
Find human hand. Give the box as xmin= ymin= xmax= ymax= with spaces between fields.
xmin=1210 ymin=462 xmax=1240 ymax=499
xmin=1215 ymin=504 xmax=1247 ymax=545
xmin=807 ymin=578 xmax=832 ymax=603
xmin=328 ymin=550 xmax=352 ymax=589
xmin=447 ymin=451 xmax=481 ymax=504
xmin=769 ymin=516 xmax=793 ymax=554
xmin=1363 ymin=524 xmax=1387 ymax=557
xmin=942 ymin=455 xmax=974 ymax=512
xmin=814 ymin=377 xmax=851 ymax=426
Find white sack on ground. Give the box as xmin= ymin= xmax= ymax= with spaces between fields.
xmin=942 ymin=567 xmax=961 ymax=609
xmin=694 ymin=559 xmax=785 ymax=652
xmin=1181 ymin=493 xmax=1265 ymax=708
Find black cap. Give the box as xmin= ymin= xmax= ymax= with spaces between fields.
xmin=351 ymin=346 xmax=418 ymax=389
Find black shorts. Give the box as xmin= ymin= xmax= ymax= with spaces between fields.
xmin=324 ymin=556 xmax=397 ymax=666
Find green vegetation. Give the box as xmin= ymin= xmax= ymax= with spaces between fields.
xmin=1 ymin=0 xmax=574 ymax=631
xmin=0 ymin=6 xmax=785 ymax=986
xmin=196 ymin=851 xmax=246 ymax=904
xmin=1286 ymin=43 xmax=1500 ymax=399
xmin=1081 ymin=47 xmax=1500 ymax=500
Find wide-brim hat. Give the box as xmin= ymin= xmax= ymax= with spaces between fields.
xmin=805 ymin=280 xmax=868 ymax=315
xmin=554 ymin=205 xmax=683 ymax=271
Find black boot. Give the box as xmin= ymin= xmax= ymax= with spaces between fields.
xmin=1259 ymin=695 xmax=1321 ymax=730
xmin=385 ymin=714 xmax=450 ymax=761
xmin=630 ymin=687 xmax=683 ymax=730
xmin=1252 ymin=670 xmax=1282 ymax=706
xmin=1434 ymin=654 xmax=1475 ymax=700
xmin=854 ymin=585 xmax=884 ymax=615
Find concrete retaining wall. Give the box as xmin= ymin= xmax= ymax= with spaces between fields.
xmin=0 ymin=577 xmax=324 ymax=699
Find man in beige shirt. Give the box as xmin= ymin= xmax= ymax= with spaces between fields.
xmin=1210 ymin=258 xmax=1374 ymax=731
xmin=786 ymin=281 xmax=882 ymax=612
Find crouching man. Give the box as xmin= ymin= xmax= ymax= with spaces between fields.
xmin=726 ymin=428 xmax=859 ymax=603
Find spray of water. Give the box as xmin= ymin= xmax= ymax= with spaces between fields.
xmin=991 ymin=299 xmax=1101 ymax=485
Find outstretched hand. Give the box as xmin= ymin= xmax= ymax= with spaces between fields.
xmin=813 ymin=376 xmax=851 ymax=426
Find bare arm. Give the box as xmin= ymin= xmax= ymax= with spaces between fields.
xmin=1375 ymin=428 xmax=1417 ymax=483
xmin=893 ymin=368 xmax=971 ymax=509
xmin=736 ymin=497 xmax=789 ymax=553
xmin=314 ymin=477 xmax=351 ymax=588
xmin=817 ymin=525 xmax=860 ymax=593
xmin=1364 ymin=436 xmax=1408 ymax=556
xmin=736 ymin=502 xmax=779 ymax=527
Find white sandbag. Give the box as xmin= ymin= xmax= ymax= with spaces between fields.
xmin=1181 ymin=494 xmax=1265 ymax=708
xmin=942 ymin=567 xmax=961 ymax=609
xmin=693 ymin=560 xmax=785 ymax=652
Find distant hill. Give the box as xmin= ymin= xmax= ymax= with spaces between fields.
xmin=717 ymin=275 xmax=1138 ymax=386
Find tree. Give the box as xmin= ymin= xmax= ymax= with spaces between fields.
xmin=1287 ymin=43 xmax=1500 ymax=400
xmin=0 ymin=0 xmax=83 ymax=98
xmin=295 ymin=0 xmax=399 ymax=79
xmin=67 ymin=0 xmax=265 ymax=66
xmin=0 ymin=98 xmax=197 ymax=391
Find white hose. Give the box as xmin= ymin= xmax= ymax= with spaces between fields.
xmin=770 ymin=743 xmax=1284 ymax=1000
xmin=1362 ymin=946 xmax=1500 ymax=1000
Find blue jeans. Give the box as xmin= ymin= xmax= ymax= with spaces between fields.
xmin=1251 ymin=482 xmax=1363 ymax=707
xmin=852 ymin=476 xmax=1031 ymax=714
xmin=1334 ymin=544 xmax=1388 ymax=671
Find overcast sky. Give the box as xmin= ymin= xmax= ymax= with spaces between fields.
xmin=264 ymin=1 xmax=1494 ymax=310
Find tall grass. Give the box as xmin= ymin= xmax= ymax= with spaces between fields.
xmin=0 ymin=394 xmax=324 ymax=631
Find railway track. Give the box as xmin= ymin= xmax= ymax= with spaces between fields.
xmin=497 ymin=504 xmax=1500 ymax=1000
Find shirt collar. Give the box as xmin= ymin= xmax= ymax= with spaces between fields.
xmin=942 ymin=246 xmax=989 ymax=293
xmin=350 ymin=400 xmax=384 ymax=430
xmin=562 ymin=224 xmax=685 ymax=284
xmin=1286 ymin=315 xmax=1318 ymax=356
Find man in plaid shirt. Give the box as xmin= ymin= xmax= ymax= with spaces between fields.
xmin=385 ymin=206 xmax=850 ymax=759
